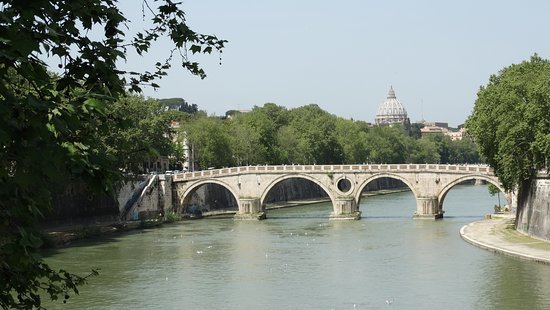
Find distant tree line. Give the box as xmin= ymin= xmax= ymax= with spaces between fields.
xmin=88 ymin=97 xmax=481 ymax=173
xmin=183 ymin=103 xmax=480 ymax=169
xmin=159 ymin=97 xmax=199 ymax=114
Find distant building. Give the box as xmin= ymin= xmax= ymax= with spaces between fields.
xmin=143 ymin=156 xmax=171 ymax=173
xmin=142 ymin=120 xmax=195 ymax=173
xmin=418 ymin=120 xmax=466 ymax=140
xmin=421 ymin=121 xmax=448 ymax=129
xmin=446 ymin=127 xmax=466 ymax=141
xmin=420 ymin=125 xmax=448 ymax=136
xmin=375 ymin=86 xmax=410 ymax=127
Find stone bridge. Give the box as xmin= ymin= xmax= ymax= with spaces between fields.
xmin=172 ymin=164 xmax=506 ymax=220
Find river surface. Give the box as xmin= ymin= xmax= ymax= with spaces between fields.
xmin=43 ymin=185 xmax=550 ymax=309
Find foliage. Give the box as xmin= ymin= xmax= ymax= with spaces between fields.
xmin=286 ymin=104 xmax=344 ymax=164
xmin=159 ymin=98 xmax=198 ymax=114
xmin=488 ymin=184 xmax=501 ymax=196
xmin=409 ymin=122 xmax=424 ymax=139
xmin=98 ymin=95 xmax=186 ymax=173
xmin=424 ymin=134 xmax=452 ymax=163
xmin=184 ymin=116 xmax=233 ymax=169
xmin=0 ymin=0 xmax=225 ymax=308
xmin=409 ymin=138 xmax=440 ymax=163
xmin=235 ymin=107 xmax=279 ymax=163
xmin=466 ymin=55 xmax=550 ymax=190
xmin=334 ymin=118 xmax=369 ymax=164
xmin=447 ymin=136 xmax=480 ymax=164
xmin=365 ymin=126 xmax=412 ymax=164
xmin=229 ymin=119 xmax=267 ymax=166
xmin=277 ymin=125 xmax=309 ymax=164
xmin=164 ymin=211 xmax=179 ymax=223
xmin=184 ymin=103 xmax=481 ymax=168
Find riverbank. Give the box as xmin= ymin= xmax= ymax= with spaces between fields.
xmin=460 ymin=214 xmax=550 ymax=264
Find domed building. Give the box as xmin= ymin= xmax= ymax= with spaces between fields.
xmin=375 ymin=86 xmax=410 ymax=127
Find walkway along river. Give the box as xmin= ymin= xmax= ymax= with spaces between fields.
xmin=43 ymin=184 xmax=550 ymax=309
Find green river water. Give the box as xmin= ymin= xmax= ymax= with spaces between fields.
xmin=43 ymin=184 xmax=550 ymax=309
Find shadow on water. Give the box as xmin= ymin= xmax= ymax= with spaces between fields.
xmin=41 ymin=226 xmax=160 ymax=257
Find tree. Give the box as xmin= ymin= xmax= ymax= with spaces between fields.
xmin=334 ymin=118 xmax=369 ymax=164
xmin=466 ymin=55 xmax=550 ymax=191
xmin=409 ymin=138 xmax=440 ymax=164
xmin=447 ymin=136 xmax=480 ymax=164
xmin=159 ymin=98 xmax=199 ymax=114
xmin=99 ymin=95 xmax=184 ymax=173
xmin=0 ymin=1 xmax=225 ymax=308
xmin=258 ymin=102 xmax=290 ymax=129
xmin=185 ymin=116 xmax=233 ymax=169
xmin=233 ymin=108 xmax=279 ymax=163
xmin=286 ymin=104 xmax=344 ymax=164
xmin=424 ymin=134 xmax=452 ymax=163
xmin=409 ymin=122 xmax=424 ymax=139
xmin=277 ymin=125 xmax=309 ymax=164
xmin=488 ymin=184 xmax=502 ymax=209
xmin=228 ymin=120 xmax=266 ymax=166
xmin=365 ymin=126 xmax=412 ymax=163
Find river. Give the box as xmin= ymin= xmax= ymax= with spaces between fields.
xmin=43 ymin=184 xmax=550 ymax=309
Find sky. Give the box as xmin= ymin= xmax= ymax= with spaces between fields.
xmin=117 ymin=0 xmax=550 ymax=127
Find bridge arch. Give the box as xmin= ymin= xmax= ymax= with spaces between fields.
xmin=260 ymin=174 xmax=335 ymax=210
xmin=355 ymin=173 xmax=418 ymax=205
xmin=179 ymin=179 xmax=241 ymax=211
xmin=437 ymin=175 xmax=506 ymax=211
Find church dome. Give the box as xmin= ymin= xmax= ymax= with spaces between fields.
xmin=375 ymin=86 xmax=409 ymax=126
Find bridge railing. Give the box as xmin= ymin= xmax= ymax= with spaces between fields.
xmin=172 ymin=164 xmax=494 ymax=181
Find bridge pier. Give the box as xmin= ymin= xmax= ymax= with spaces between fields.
xmin=330 ymin=197 xmax=361 ymax=220
xmin=234 ymin=198 xmax=266 ymax=220
xmin=413 ymin=196 xmax=443 ymax=219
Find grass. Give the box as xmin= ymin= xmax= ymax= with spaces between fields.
xmin=496 ymin=218 xmax=550 ymax=251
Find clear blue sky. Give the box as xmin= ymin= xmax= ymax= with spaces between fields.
xmin=120 ymin=0 xmax=550 ymax=127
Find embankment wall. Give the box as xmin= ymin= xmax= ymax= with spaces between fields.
xmin=516 ymin=175 xmax=550 ymax=240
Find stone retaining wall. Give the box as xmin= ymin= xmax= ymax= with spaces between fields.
xmin=516 ymin=175 xmax=550 ymax=240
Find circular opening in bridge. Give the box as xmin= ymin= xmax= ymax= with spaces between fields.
xmin=337 ymin=178 xmax=352 ymax=193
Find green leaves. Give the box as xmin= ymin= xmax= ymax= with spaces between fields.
xmin=83 ymin=98 xmax=107 ymax=115
xmin=185 ymin=116 xmax=233 ymax=169
xmin=0 ymin=1 xmax=226 ymax=308
xmin=466 ymin=54 xmax=550 ymax=190
xmin=184 ymin=103 xmax=480 ymax=169
xmin=190 ymin=45 xmax=202 ymax=54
